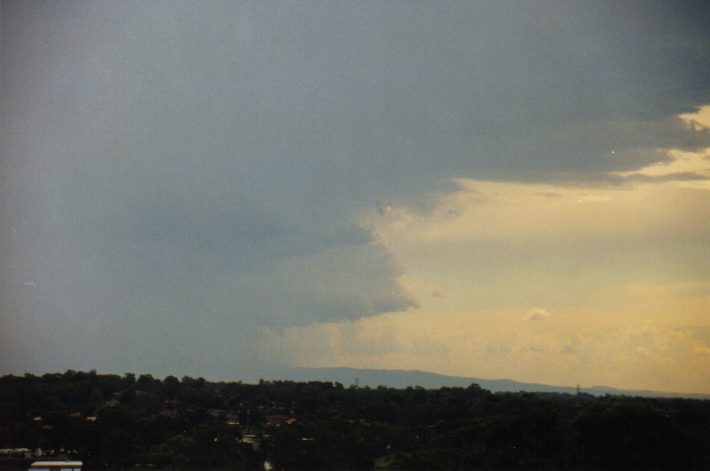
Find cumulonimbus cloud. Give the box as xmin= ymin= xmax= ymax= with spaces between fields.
xmin=1 ymin=0 xmax=708 ymax=378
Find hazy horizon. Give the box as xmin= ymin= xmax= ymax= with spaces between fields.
xmin=2 ymin=1 xmax=709 ymax=394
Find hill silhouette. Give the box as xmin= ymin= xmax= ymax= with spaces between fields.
xmin=267 ymin=366 xmax=710 ymax=399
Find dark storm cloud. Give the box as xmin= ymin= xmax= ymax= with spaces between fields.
xmin=1 ymin=0 xmax=709 ymax=377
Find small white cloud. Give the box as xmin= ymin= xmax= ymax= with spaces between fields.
xmin=525 ymin=308 xmax=551 ymax=321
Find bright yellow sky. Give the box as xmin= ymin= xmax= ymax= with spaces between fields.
xmin=276 ymin=108 xmax=710 ymax=393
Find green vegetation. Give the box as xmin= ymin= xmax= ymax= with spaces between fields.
xmin=0 ymin=371 xmax=708 ymax=469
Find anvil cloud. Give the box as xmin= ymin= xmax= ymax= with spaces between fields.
xmin=1 ymin=1 xmax=709 ymax=390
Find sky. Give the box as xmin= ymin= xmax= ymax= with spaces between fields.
xmin=1 ymin=0 xmax=709 ymax=393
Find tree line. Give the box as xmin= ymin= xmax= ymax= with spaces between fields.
xmin=0 ymin=370 xmax=708 ymax=469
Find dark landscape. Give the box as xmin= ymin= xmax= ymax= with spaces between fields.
xmin=1 ymin=370 xmax=708 ymax=470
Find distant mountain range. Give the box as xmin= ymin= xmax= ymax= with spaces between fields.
xmin=262 ymin=367 xmax=710 ymax=400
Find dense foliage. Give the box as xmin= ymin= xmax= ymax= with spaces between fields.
xmin=0 ymin=371 xmax=708 ymax=469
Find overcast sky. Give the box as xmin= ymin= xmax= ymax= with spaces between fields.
xmin=2 ymin=0 xmax=709 ymax=393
